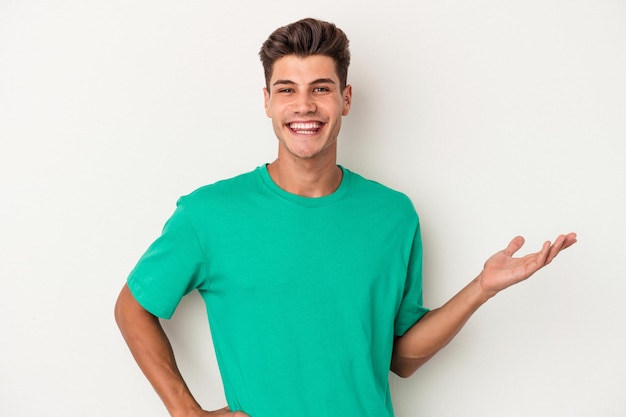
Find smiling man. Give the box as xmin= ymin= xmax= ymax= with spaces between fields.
xmin=264 ymin=54 xmax=351 ymax=197
xmin=115 ymin=18 xmax=576 ymax=417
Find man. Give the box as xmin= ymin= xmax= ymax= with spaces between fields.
xmin=115 ymin=18 xmax=577 ymax=417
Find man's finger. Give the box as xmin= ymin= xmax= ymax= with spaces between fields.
xmin=547 ymin=233 xmax=577 ymax=264
xmin=545 ymin=235 xmax=565 ymax=265
xmin=504 ymin=236 xmax=526 ymax=257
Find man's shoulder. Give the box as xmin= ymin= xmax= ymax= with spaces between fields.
xmin=345 ymin=168 xmax=414 ymax=205
xmin=342 ymin=168 xmax=419 ymax=226
xmin=172 ymin=167 xmax=263 ymax=215
xmin=185 ymin=167 xmax=260 ymax=199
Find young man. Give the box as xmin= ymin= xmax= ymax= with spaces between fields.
xmin=115 ymin=18 xmax=577 ymax=417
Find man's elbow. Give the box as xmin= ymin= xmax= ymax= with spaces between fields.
xmin=390 ymin=364 xmax=414 ymax=379
xmin=390 ymin=356 xmax=425 ymax=378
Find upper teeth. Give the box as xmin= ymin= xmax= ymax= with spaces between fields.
xmin=290 ymin=122 xmax=321 ymax=130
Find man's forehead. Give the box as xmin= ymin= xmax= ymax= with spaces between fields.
xmin=270 ymin=55 xmax=340 ymax=84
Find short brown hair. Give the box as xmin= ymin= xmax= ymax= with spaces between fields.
xmin=259 ymin=18 xmax=351 ymax=90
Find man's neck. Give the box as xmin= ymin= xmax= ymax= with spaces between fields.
xmin=266 ymin=156 xmax=342 ymax=198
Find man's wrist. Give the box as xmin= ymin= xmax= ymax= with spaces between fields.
xmin=471 ymin=275 xmax=497 ymax=305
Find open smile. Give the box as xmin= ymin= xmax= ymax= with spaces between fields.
xmin=288 ymin=122 xmax=324 ymax=135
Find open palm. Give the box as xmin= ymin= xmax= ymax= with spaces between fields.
xmin=479 ymin=233 xmax=577 ymax=296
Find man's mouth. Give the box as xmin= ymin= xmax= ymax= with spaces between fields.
xmin=288 ymin=122 xmax=323 ymax=135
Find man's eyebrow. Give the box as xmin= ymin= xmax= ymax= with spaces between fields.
xmin=272 ymin=79 xmax=296 ymax=86
xmin=272 ymin=78 xmax=337 ymax=87
xmin=310 ymin=78 xmax=336 ymax=85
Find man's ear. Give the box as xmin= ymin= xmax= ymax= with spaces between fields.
xmin=342 ymin=84 xmax=353 ymax=116
xmin=263 ymin=87 xmax=271 ymax=117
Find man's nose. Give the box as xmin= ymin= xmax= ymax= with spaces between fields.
xmin=294 ymin=92 xmax=316 ymax=114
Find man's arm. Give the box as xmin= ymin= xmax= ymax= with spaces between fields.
xmin=391 ymin=233 xmax=577 ymax=378
xmin=114 ymin=284 xmax=249 ymax=417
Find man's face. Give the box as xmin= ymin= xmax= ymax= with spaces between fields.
xmin=264 ymin=55 xmax=352 ymax=162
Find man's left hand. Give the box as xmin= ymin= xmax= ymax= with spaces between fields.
xmin=478 ymin=233 xmax=578 ymax=298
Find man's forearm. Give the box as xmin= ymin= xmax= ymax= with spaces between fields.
xmin=391 ymin=276 xmax=491 ymax=377
xmin=114 ymin=285 xmax=203 ymax=417
xmin=391 ymin=233 xmax=577 ymax=378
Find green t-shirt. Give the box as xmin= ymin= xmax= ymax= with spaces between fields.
xmin=127 ymin=165 xmax=429 ymax=417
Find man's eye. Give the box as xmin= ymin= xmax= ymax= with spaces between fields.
xmin=278 ymin=88 xmax=294 ymax=93
xmin=313 ymin=87 xmax=330 ymax=93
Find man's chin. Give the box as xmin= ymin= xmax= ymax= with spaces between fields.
xmin=278 ymin=138 xmax=337 ymax=162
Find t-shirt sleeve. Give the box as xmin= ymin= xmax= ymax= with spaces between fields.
xmin=127 ymin=199 xmax=207 ymax=319
xmin=394 ymin=219 xmax=429 ymax=336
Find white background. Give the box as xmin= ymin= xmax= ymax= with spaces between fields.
xmin=1 ymin=1 xmax=625 ymax=416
